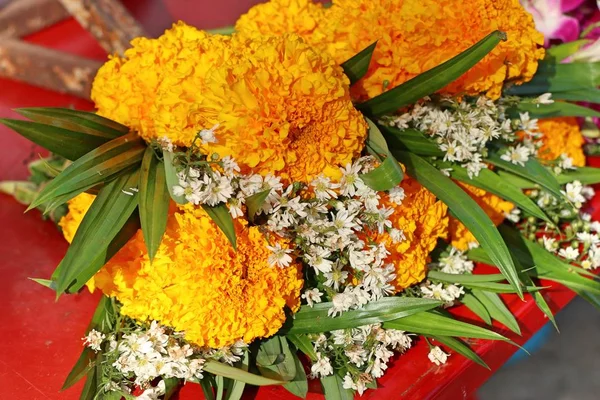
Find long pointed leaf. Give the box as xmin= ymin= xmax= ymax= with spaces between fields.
xmin=163 ymin=151 xmax=187 ymax=204
xmin=512 ymin=102 xmax=600 ymax=118
xmin=486 ymin=151 xmax=563 ymax=201
xmin=202 ymin=204 xmax=237 ymax=250
xmin=448 ymin=165 xmax=550 ymax=223
xmin=556 ymin=167 xmax=600 ymax=185
xmin=340 ymin=41 xmax=377 ymax=85
xmin=392 ymin=151 xmax=523 ymax=297
xmin=430 ymin=335 xmax=489 ymax=369
xmin=286 ymin=334 xmax=317 ymax=361
xmin=246 ymin=189 xmax=270 ymax=222
xmin=384 ymin=311 xmax=508 ymax=340
xmin=505 ymin=61 xmax=600 ymax=96
xmin=139 ymin=147 xmax=170 ymax=261
xmin=461 ymin=292 xmax=492 ymax=325
xmin=357 ymin=31 xmax=506 ymax=116
xmin=287 ymin=297 xmax=441 ymax=334
xmin=30 ymin=133 xmax=145 ymax=210
xmin=16 ymin=107 xmax=128 ymax=138
xmin=203 ymin=361 xmax=285 ymax=386
xmin=360 ymin=154 xmax=403 ymax=191
xmin=223 ymin=353 xmax=249 ymax=400
xmin=62 ymin=296 xmax=111 ymax=390
xmin=498 ymin=225 xmax=600 ymax=295
xmin=321 ymin=374 xmax=354 ymax=400
xmin=55 ymin=170 xmax=140 ymax=295
xmin=0 ymin=118 xmax=113 ymax=161
xmin=471 ymin=290 xmax=521 ymax=335
xmin=380 ymin=125 xmax=445 ymax=157
xmin=428 ymin=271 xmax=505 ymax=284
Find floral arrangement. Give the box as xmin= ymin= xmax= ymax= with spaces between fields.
xmin=3 ymin=0 xmax=600 ymax=399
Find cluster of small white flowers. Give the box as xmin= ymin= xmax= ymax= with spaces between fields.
xmin=163 ymin=126 xmax=406 ymax=318
xmin=255 ymin=157 xmax=405 ymax=316
xmin=387 ymin=97 xmax=530 ymax=178
xmin=309 ymin=324 xmax=412 ymax=395
xmin=419 ymin=282 xmax=465 ymax=307
xmin=385 ymin=97 xmax=548 ymax=175
xmin=106 ymin=322 xmax=205 ymax=387
xmin=84 ymin=321 xmax=248 ymax=393
xmin=433 ymin=247 xmax=474 ymax=274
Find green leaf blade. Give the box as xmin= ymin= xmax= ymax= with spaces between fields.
xmin=360 ymin=155 xmax=404 ymax=191
xmin=384 ymin=311 xmax=508 ymax=340
xmin=393 ymin=151 xmax=523 ymax=298
xmin=163 ymin=151 xmax=187 ymax=204
xmin=357 ymin=30 xmax=506 ymax=116
xmin=430 ymin=335 xmax=489 ymax=369
xmin=203 ymin=361 xmax=285 ymax=386
xmin=30 ymin=133 xmax=145 ymax=210
xmin=448 ymin=166 xmax=550 ymax=223
xmin=287 ymin=297 xmax=441 ymax=334
xmin=340 ymin=41 xmax=377 ymax=85
xmin=486 ymin=151 xmax=563 ymax=201
xmin=202 ymin=204 xmax=237 ymax=250
xmin=15 ymin=107 xmax=128 ymax=139
xmin=139 ymin=147 xmax=170 ymax=261
xmin=0 ymin=118 xmax=113 ymax=161
xmin=471 ymin=289 xmax=521 ymax=335
xmin=55 ymin=170 xmax=140 ymax=296
xmin=246 ymin=189 xmax=270 ymax=222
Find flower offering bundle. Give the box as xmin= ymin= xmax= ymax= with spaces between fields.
xmin=3 ymin=0 xmax=600 ymax=399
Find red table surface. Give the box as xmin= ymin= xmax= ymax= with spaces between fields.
xmin=0 ymin=2 xmax=596 ymax=399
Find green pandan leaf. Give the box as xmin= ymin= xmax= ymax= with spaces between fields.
xmin=139 ymin=147 xmax=170 ymax=261
xmin=202 ymin=204 xmax=237 ymax=250
xmin=357 ymin=31 xmax=506 ymax=116
xmin=360 ymin=154 xmax=404 ymax=191
xmin=29 ymin=133 xmax=145 ymax=211
xmin=341 ymin=41 xmax=377 ymax=85
xmin=393 ymin=151 xmax=523 ymax=298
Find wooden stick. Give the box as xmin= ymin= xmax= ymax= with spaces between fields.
xmin=57 ymin=0 xmax=147 ymax=55
xmin=0 ymin=38 xmax=101 ymax=99
xmin=0 ymin=0 xmax=70 ymax=38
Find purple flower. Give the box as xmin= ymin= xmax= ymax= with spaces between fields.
xmin=522 ymin=0 xmax=586 ymax=44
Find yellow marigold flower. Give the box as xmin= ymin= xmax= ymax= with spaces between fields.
xmin=60 ymin=196 xmax=303 ymax=348
xmin=448 ymin=182 xmax=514 ymax=251
xmin=536 ymin=117 xmax=586 ymax=167
xmin=92 ymin=22 xmax=367 ymax=184
xmin=363 ymin=176 xmax=449 ymax=291
xmin=235 ymin=0 xmax=327 ymax=43
xmin=58 ymin=192 xmax=95 ymax=243
xmin=236 ymin=0 xmax=545 ymax=100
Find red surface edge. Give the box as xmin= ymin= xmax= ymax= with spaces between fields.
xmin=0 ymin=3 xmax=595 ymax=399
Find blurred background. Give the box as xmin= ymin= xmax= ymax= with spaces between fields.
xmin=480 ymin=298 xmax=600 ymax=400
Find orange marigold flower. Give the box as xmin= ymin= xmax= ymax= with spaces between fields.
xmin=536 ymin=117 xmax=586 ymax=167
xmin=236 ymin=0 xmax=545 ymax=100
xmin=58 ymin=192 xmax=95 ymax=243
xmin=363 ymin=176 xmax=449 ymax=291
xmin=92 ymin=22 xmax=367 ymax=184
xmin=60 ymin=196 xmax=303 ymax=348
xmin=448 ymin=182 xmax=514 ymax=251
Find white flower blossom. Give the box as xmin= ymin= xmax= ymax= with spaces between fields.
xmin=311 ymin=353 xmax=333 ymax=377
xmin=558 ymin=246 xmax=580 ymax=260
xmin=428 ymin=346 xmax=449 ymax=366
xmin=199 ymin=123 xmax=220 ymax=144
xmin=302 ymin=288 xmax=323 ymax=307
xmin=266 ymin=243 xmax=293 ymax=268
xmin=83 ymin=329 xmax=105 ymax=352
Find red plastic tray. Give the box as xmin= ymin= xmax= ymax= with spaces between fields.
xmin=0 ymin=2 xmax=594 ymax=399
